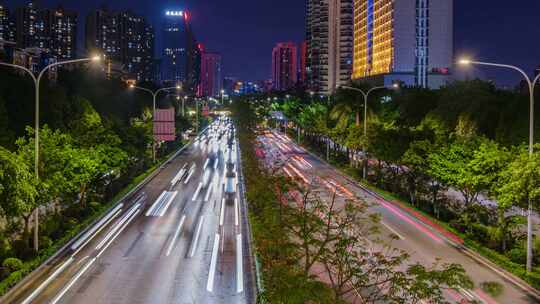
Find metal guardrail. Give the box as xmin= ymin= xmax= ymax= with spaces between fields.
xmin=0 ymin=126 xmax=210 ymax=303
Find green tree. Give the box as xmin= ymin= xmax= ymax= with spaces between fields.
xmin=0 ymin=147 xmax=37 ymax=237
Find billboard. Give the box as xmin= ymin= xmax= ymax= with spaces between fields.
xmin=154 ymin=108 xmax=176 ymax=141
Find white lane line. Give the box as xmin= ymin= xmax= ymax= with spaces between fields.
xmin=21 ymin=257 xmax=75 ymax=304
xmin=96 ymin=204 xmax=140 ymax=250
xmin=219 ymin=198 xmax=225 ymax=227
xmin=381 ymin=221 xmax=405 ymax=240
xmin=157 ymin=191 xmax=178 ymax=217
xmin=50 ymin=257 xmax=97 ymax=304
xmin=188 ymin=216 xmax=205 ymax=258
xmin=97 ymin=209 xmax=141 ymax=258
xmin=236 ymin=234 xmax=244 ymax=293
xmin=145 ymin=191 xmax=167 ymax=216
xmin=204 ymin=185 xmax=213 ymax=202
xmin=184 ymin=168 xmax=195 ymax=184
xmin=214 ymin=158 xmax=219 ymax=170
xmin=166 ymin=215 xmax=187 ymax=256
xmin=234 ymin=199 xmax=239 ymax=227
xmin=206 ymin=234 xmax=220 ymax=292
xmin=71 ymin=208 xmax=122 ymax=256
xmin=203 ymin=158 xmax=210 ymax=170
xmin=192 ymin=183 xmax=203 ymax=201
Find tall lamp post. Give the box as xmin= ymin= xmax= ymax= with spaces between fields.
xmin=220 ymin=89 xmax=225 ymax=105
xmin=0 ymin=55 xmax=102 ymax=251
xmin=340 ymin=84 xmax=399 ymax=180
xmin=459 ymin=58 xmax=540 ymax=272
xmin=129 ymin=84 xmax=181 ymax=162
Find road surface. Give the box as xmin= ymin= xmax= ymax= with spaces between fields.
xmin=3 ymin=120 xmax=255 ymax=304
xmin=259 ymin=129 xmax=539 ymax=304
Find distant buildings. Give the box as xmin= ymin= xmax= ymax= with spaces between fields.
xmin=299 ymin=41 xmax=307 ymax=85
xmin=86 ymin=8 xmax=155 ymax=82
xmin=0 ymin=5 xmax=16 ymax=44
xmin=14 ymin=2 xmax=78 ymax=59
xmin=535 ymin=67 xmax=540 ymax=78
xmin=161 ymin=10 xmax=201 ymax=94
xmin=306 ymin=0 xmax=354 ymax=95
xmin=352 ymin=0 xmax=453 ymax=89
xmin=200 ymin=49 xmax=222 ymax=97
xmin=272 ymin=42 xmax=297 ymax=91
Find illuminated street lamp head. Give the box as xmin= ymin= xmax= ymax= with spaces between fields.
xmin=392 ymin=83 xmax=399 ymax=89
xmin=91 ymin=55 xmax=102 ymax=62
xmin=129 ymin=84 xmax=135 ymax=89
xmin=176 ymin=85 xmax=181 ymax=89
xmin=458 ymin=58 xmax=472 ymax=65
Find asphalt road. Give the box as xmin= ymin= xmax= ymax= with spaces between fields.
xmin=259 ymin=129 xmax=539 ymax=304
xmin=4 ymin=120 xmax=255 ymax=304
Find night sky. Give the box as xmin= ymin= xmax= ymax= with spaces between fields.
xmin=5 ymin=0 xmax=540 ymax=86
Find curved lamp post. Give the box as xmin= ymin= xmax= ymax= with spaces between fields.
xmin=0 ymin=55 xmax=102 ymax=251
xmin=459 ymin=58 xmax=540 ymax=272
xmin=129 ymin=84 xmax=181 ymax=162
xmin=340 ymin=84 xmax=399 ymax=179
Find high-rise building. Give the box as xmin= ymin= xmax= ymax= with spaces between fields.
xmin=118 ymin=12 xmax=155 ymax=82
xmin=15 ymin=1 xmax=50 ymax=50
xmin=200 ymin=50 xmax=222 ymax=97
xmin=86 ymin=8 xmax=121 ymax=61
xmin=352 ymin=0 xmax=453 ymax=88
xmin=161 ymin=10 xmax=190 ymax=86
xmin=535 ymin=67 xmax=540 ymax=78
xmin=86 ymin=8 xmax=155 ymax=81
xmin=43 ymin=6 xmax=77 ymax=59
xmin=299 ymin=40 xmax=307 ymax=85
xmin=272 ymin=42 xmax=298 ymax=91
xmin=306 ymin=0 xmax=354 ymax=95
xmin=13 ymin=2 xmax=77 ymax=59
xmin=0 ymin=5 xmax=16 ymax=43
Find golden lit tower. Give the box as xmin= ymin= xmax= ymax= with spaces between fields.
xmin=353 ymin=0 xmax=453 ymax=88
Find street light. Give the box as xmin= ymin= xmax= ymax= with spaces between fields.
xmin=0 ymin=55 xmax=102 ymax=251
xmin=129 ymin=84 xmax=181 ymax=163
xmin=220 ymin=89 xmax=225 ymax=105
xmin=459 ymin=58 xmax=540 ymax=272
xmin=340 ymin=84 xmax=399 ymax=179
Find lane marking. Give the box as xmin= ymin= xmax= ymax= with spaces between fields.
xmin=203 ymin=158 xmax=210 ymax=170
xmin=381 ymin=221 xmax=405 ymax=240
xmin=96 ymin=204 xmax=140 ymax=250
xmin=71 ymin=208 xmax=122 ymax=256
xmin=236 ymin=234 xmax=244 ymax=293
xmin=50 ymin=257 xmax=97 ymax=304
xmin=21 ymin=257 xmax=75 ymax=304
xmin=206 ymin=234 xmax=220 ymax=292
xmin=188 ymin=216 xmax=205 ymax=258
xmin=97 ymin=209 xmax=141 ymax=258
xmin=204 ymin=185 xmax=213 ymax=202
xmin=219 ymin=198 xmax=225 ymax=226
xmin=157 ymin=191 xmax=178 ymax=217
xmin=234 ymin=199 xmax=239 ymax=227
xmin=145 ymin=191 xmax=167 ymax=216
xmin=192 ymin=183 xmax=203 ymax=201
xmin=214 ymin=158 xmax=219 ymax=170
xmin=184 ymin=168 xmax=195 ymax=184
xmin=166 ymin=215 xmax=187 ymax=256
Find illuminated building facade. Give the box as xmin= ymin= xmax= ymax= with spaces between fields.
xmin=272 ymin=42 xmax=297 ymax=91
xmin=0 ymin=5 xmax=16 ymax=43
xmin=86 ymin=8 xmax=155 ymax=81
xmin=352 ymin=0 xmax=453 ymax=88
xmin=200 ymin=50 xmax=222 ymax=97
xmin=306 ymin=0 xmax=354 ymax=95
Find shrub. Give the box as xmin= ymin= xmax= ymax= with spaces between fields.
xmin=480 ymin=281 xmax=503 ymax=297
xmin=2 ymin=258 xmax=23 ymax=273
xmin=506 ymin=247 xmax=526 ymax=265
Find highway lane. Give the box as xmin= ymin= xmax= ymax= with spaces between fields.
xmin=260 ymin=129 xmax=539 ymax=304
xmin=6 ymin=120 xmax=255 ymax=304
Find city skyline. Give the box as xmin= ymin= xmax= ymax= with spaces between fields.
xmin=2 ymin=0 xmax=540 ymax=86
